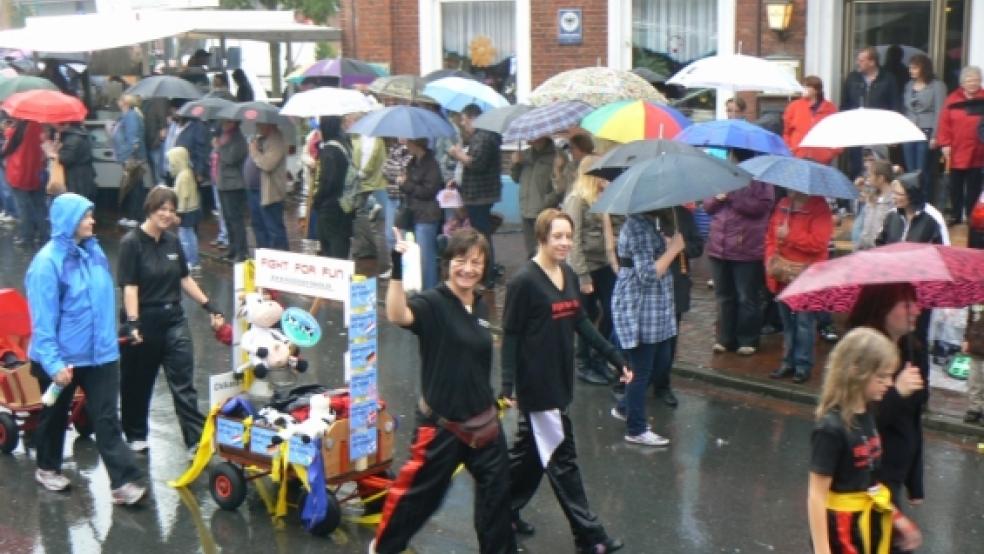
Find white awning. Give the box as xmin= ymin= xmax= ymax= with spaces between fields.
xmin=0 ymin=9 xmax=339 ymax=54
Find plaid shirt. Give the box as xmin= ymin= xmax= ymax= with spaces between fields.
xmin=382 ymin=143 xmax=412 ymax=201
xmin=460 ymin=129 xmax=502 ymax=205
xmin=612 ymin=215 xmax=677 ymax=348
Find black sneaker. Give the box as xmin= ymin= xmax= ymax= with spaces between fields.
xmin=512 ymin=514 xmax=535 ymax=536
xmin=577 ymin=367 xmax=610 ymax=386
xmin=820 ymin=325 xmax=839 ymax=343
xmin=654 ymin=387 xmax=678 ymax=408
xmin=769 ymin=367 xmax=795 ymax=379
xmin=792 ymin=372 xmax=810 ymax=384
xmin=577 ymin=537 xmax=624 ymax=554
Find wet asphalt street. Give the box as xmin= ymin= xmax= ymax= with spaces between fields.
xmin=1 ymin=220 xmax=983 ymax=554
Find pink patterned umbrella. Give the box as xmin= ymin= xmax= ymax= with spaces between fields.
xmin=778 ymin=243 xmax=984 ymax=312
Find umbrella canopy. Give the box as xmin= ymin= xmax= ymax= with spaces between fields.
xmin=2 ymin=89 xmax=86 ymax=123
xmin=778 ymin=243 xmax=984 ymax=312
xmin=284 ymin=62 xmax=314 ymax=85
xmin=423 ymin=69 xmax=477 ymax=83
xmin=675 ymin=119 xmax=792 ymax=156
xmin=0 ymin=75 xmax=57 ymax=101
xmin=502 ymin=101 xmax=592 ymax=143
xmin=348 ymin=106 xmax=456 ymax=140
xmin=176 ymin=97 xmax=235 ymax=120
xmin=280 ymin=87 xmax=377 ymax=118
xmin=590 ymin=151 xmax=752 ymax=215
xmin=472 ymin=104 xmax=533 ymax=135
xmin=302 ymin=58 xmax=379 ymax=88
xmin=216 ymin=101 xmax=295 ymax=139
xmin=631 ymin=67 xmax=668 ymax=84
xmin=423 ymin=77 xmax=508 ymax=113
xmin=738 ymin=155 xmax=858 ymax=200
xmin=368 ymin=74 xmax=426 ymax=101
xmin=799 ymin=108 xmax=926 ymax=148
xmin=581 ymin=100 xmax=691 ymax=143
xmin=667 ymin=53 xmax=805 ymax=95
xmin=586 ymin=139 xmax=703 ymax=181
xmin=529 ymin=67 xmax=667 ymax=107
xmin=125 ymin=75 xmax=203 ymax=100
xmin=0 ymin=288 xmax=31 ymax=340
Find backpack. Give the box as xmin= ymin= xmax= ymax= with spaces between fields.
xmin=326 ymin=140 xmax=360 ymax=213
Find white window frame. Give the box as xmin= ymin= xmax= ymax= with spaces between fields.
xmin=419 ymin=0 xmax=531 ymax=102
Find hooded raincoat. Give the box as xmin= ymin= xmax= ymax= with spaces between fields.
xmin=168 ymin=146 xmax=200 ymax=215
xmin=25 ymin=193 xmax=118 ymax=376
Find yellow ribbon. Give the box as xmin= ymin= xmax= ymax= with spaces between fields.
xmin=240 ymin=260 xmax=256 ymax=391
xmin=826 ymin=484 xmax=895 ymax=554
xmin=168 ymin=403 xmax=222 ymax=488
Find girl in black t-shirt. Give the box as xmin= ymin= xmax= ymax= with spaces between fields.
xmin=807 ymin=327 xmax=922 ymax=554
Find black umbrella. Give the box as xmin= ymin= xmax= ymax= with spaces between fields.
xmin=591 ymin=151 xmax=751 ymax=215
xmin=423 ymin=69 xmax=477 ymax=83
xmin=125 ymin=75 xmax=203 ymax=100
xmin=587 ymin=139 xmax=703 ymax=181
xmin=216 ymin=102 xmax=296 ymax=140
xmin=472 ymin=104 xmax=533 ymax=135
xmin=176 ymin=97 xmax=235 ymax=120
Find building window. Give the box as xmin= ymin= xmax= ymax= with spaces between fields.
xmin=632 ymin=0 xmax=718 ymax=115
xmin=441 ymin=0 xmax=515 ymax=96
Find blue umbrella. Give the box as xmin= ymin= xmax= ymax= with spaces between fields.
xmin=590 ymin=151 xmax=752 ymax=215
xmin=503 ymin=101 xmax=592 ymax=143
xmin=348 ymin=106 xmax=456 ymax=140
xmin=423 ymin=77 xmax=508 ymax=113
xmin=675 ymin=119 xmax=792 ymax=156
xmin=739 ymin=155 xmax=858 ymax=199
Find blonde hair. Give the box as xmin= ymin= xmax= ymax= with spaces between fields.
xmin=816 ymin=327 xmax=899 ymax=427
xmin=570 ymin=154 xmax=606 ymax=206
xmin=120 ymin=94 xmax=144 ymax=118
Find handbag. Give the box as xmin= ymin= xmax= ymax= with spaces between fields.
xmin=767 ymin=254 xmax=808 ymax=284
xmin=46 ymin=159 xmax=66 ymax=196
xmin=418 ymin=398 xmax=500 ymax=449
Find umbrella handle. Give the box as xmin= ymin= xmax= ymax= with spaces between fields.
xmin=673 ymin=209 xmax=688 ymax=275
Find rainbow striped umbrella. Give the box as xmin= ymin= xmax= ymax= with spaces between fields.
xmin=581 ymin=100 xmax=691 ymax=143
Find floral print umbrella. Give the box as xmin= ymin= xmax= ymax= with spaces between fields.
xmin=528 ymin=67 xmax=667 ymax=107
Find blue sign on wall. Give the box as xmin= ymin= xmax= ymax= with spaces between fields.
xmin=558 ymin=9 xmax=583 ymax=45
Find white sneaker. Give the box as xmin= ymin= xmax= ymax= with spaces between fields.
xmin=0 ymin=212 xmax=14 ymax=224
xmin=625 ymin=430 xmax=670 ymax=446
xmin=610 ymin=407 xmax=626 ymax=421
xmin=379 ymin=269 xmax=392 ymax=279
xmin=111 ymin=482 xmax=147 ymax=505
xmin=128 ymin=440 xmax=149 ymax=452
xmin=736 ymin=346 xmax=757 ymax=356
xmin=35 ymin=469 xmax=71 ymax=491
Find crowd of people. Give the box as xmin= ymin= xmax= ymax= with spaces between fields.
xmin=3 ymin=45 xmax=984 ymax=554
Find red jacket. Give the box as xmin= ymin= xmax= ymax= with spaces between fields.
xmin=2 ymin=121 xmax=44 ymax=191
xmin=936 ymin=88 xmax=984 ymax=169
xmin=782 ymin=98 xmax=841 ymax=165
xmin=764 ymin=195 xmax=832 ymax=294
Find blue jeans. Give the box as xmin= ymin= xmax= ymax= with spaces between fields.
xmin=306 ymin=206 xmax=319 ymax=240
xmin=11 ymin=188 xmax=47 ymax=243
xmin=778 ymin=302 xmax=816 ymax=375
xmin=211 ymin=184 xmax=228 ymax=243
xmin=414 ymin=221 xmax=439 ymax=290
xmin=902 ymin=139 xmax=931 ymax=197
xmin=618 ymin=340 xmax=673 ymax=436
xmin=178 ymin=224 xmax=200 ymax=267
xmin=247 ymin=190 xmax=287 ymax=249
xmin=148 ymin=145 xmax=164 ymax=185
xmin=247 ymin=189 xmax=268 ymax=248
xmin=0 ymin=167 xmax=16 ymax=216
xmin=383 ymin=196 xmax=399 ymax=250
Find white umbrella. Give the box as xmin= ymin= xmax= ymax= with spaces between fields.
xmin=279 ymin=87 xmax=378 ymax=118
xmin=422 ymin=77 xmax=508 ymax=113
xmin=667 ymin=53 xmax=805 ymax=95
xmin=799 ymin=108 xmax=926 ymax=148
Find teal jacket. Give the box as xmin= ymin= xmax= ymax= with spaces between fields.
xmin=26 ymin=193 xmax=119 ymax=376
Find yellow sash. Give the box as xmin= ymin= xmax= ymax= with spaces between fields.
xmin=825 ymin=484 xmax=894 ymax=554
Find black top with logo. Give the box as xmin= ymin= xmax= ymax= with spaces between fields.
xmin=118 ymin=227 xmax=189 ymax=308
xmin=407 ymin=283 xmax=495 ymax=422
xmin=810 ymin=409 xmax=882 ymax=493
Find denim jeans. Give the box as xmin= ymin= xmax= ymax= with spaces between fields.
xmin=902 ymin=139 xmax=934 ymax=198
xmin=778 ymin=302 xmax=816 ymax=375
xmin=618 ymin=340 xmax=673 ymax=436
xmin=246 ymin=189 xmax=288 ymax=249
xmin=211 ymin=184 xmax=228 ymax=243
xmin=383 ymin=196 xmax=399 ymax=250
xmin=466 ymin=203 xmax=496 ymax=279
xmin=177 ymin=224 xmax=200 ymax=267
xmin=148 ymin=145 xmax=164 ymax=185
xmin=414 ymin=221 xmax=439 ymax=289
xmin=11 ymin=188 xmax=47 ymax=243
xmin=0 ymin=166 xmax=17 ymax=216
xmin=709 ymin=257 xmax=764 ymax=349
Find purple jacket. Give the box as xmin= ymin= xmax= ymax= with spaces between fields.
xmin=703 ymin=180 xmax=775 ymax=262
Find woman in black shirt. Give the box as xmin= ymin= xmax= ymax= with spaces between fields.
xmin=374 ymin=227 xmax=515 ymax=554
xmin=118 ymin=186 xmax=220 ymax=454
xmin=501 ymin=209 xmax=631 ymax=554
xmin=314 ymin=115 xmax=354 ymax=259
xmin=876 ymin=172 xmax=943 ymax=246
xmin=808 ymin=327 xmax=921 ymax=554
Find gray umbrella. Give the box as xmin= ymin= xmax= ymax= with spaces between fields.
xmin=587 ymin=139 xmax=703 ymax=181
xmin=632 ymin=67 xmax=668 ymax=84
xmin=176 ymin=97 xmax=235 ymax=120
xmin=472 ymin=104 xmax=533 ymax=134
xmin=590 ymin=151 xmax=751 ymax=215
xmin=216 ymin=101 xmax=296 ymax=141
xmin=125 ymin=75 xmax=203 ymax=100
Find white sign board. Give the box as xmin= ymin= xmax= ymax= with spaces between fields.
xmin=253 ymin=249 xmax=354 ymax=304
xmin=209 ymin=371 xmax=240 ymax=408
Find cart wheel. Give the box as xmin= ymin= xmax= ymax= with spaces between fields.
xmin=209 ymin=462 xmax=247 ymax=511
xmin=0 ymin=413 xmax=19 ymax=454
xmin=359 ymin=470 xmax=394 ymax=515
xmin=298 ymin=490 xmax=342 ymax=536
